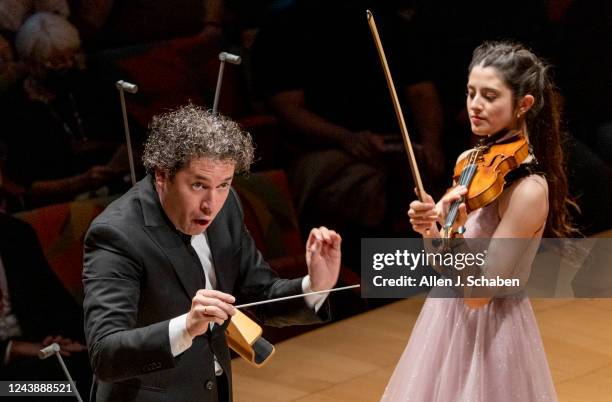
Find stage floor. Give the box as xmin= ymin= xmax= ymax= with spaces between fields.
xmin=232 ymin=297 xmax=612 ymax=401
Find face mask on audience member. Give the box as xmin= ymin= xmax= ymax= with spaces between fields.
xmin=41 ymin=67 xmax=79 ymax=93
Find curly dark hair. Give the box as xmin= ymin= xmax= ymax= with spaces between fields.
xmin=142 ymin=105 xmax=254 ymax=177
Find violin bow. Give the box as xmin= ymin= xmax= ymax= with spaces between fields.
xmin=366 ymin=10 xmax=426 ymax=201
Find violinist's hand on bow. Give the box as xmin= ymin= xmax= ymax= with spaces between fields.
xmin=186 ymin=289 xmax=236 ymax=337
xmin=306 ymin=227 xmax=342 ymax=292
xmin=408 ymin=191 xmax=439 ymax=237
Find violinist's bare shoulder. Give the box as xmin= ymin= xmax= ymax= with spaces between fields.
xmin=497 ymin=174 xmax=549 ymax=236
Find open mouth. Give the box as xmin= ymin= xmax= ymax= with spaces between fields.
xmin=194 ymin=218 xmax=210 ymax=226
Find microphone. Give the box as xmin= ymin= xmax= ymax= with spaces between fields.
xmin=38 ymin=343 xmax=60 ymax=359
xmin=115 ymin=80 xmax=138 ymax=94
xmin=218 ymin=52 xmax=241 ymax=65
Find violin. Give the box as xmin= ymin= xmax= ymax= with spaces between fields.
xmin=442 ymin=131 xmax=530 ymax=237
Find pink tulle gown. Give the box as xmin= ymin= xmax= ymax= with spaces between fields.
xmin=382 ymin=199 xmax=558 ymax=402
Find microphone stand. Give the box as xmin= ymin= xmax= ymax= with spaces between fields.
xmin=212 ymin=52 xmax=242 ymax=114
xmin=38 ymin=343 xmax=83 ymax=402
xmin=115 ymin=80 xmax=139 ymax=185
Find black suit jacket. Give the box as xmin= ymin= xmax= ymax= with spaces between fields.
xmin=83 ymin=175 xmax=328 ymax=402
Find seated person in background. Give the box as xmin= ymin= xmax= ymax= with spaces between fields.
xmin=74 ymin=0 xmax=226 ymax=50
xmin=1 ymin=12 xmax=125 ymax=211
xmin=252 ymin=0 xmax=445 ymax=243
xmin=0 ymin=35 xmax=25 ymax=96
xmin=0 ymin=208 xmax=90 ymax=396
xmin=0 ymin=0 xmax=70 ymax=33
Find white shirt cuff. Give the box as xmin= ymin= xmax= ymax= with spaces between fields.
xmin=169 ymin=313 xmax=193 ymax=357
xmin=301 ymin=275 xmax=328 ymax=312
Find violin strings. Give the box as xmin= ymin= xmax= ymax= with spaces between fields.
xmin=446 ymin=147 xmax=481 ymax=230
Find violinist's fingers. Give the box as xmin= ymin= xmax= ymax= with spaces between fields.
xmin=414 ymin=188 xmax=435 ymax=203
xmin=457 ymin=203 xmax=468 ymax=226
xmin=451 ymin=185 xmax=468 ymax=196
xmin=409 ymin=199 xmax=435 ymax=211
xmin=408 ymin=204 xmax=436 ymax=218
xmin=408 ymin=206 xmax=437 ymax=218
xmin=413 ymin=223 xmax=434 ymax=234
xmin=441 ymin=185 xmax=467 ymax=204
xmin=409 ymin=215 xmax=438 ymax=225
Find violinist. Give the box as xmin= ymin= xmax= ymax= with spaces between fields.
xmin=383 ymin=42 xmax=575 ymax=401
xmin=82 ymin=105 xmax=342 ymax=402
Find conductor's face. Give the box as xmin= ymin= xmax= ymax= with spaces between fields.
xmin=155 ymin=157 xmax=235 ymax=235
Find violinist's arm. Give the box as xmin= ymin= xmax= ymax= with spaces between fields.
xmin=465 ymin=176 xmax=549 ymax=303
xmin=493 ymin=177 xmax=548 ymax=239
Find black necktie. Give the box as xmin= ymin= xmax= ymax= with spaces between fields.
xmin=177 ymin=231 xmax=206 ymax=289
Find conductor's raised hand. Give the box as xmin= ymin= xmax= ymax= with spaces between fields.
xmin=186 ymin=289 xmax=236 ymax=337
xmin=306 ymin=226 xmax=342 ymax=292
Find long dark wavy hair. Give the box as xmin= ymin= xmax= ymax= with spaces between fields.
xmin=469 ymin=41 xmax=577 ymax=237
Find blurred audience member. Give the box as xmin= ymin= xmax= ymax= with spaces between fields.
xmin=0 ymin=34 xmax=25 ymax=96
xmin=74 ymin=0 xmax=226 ymax=50
xmin=0 ymin=208 xmax=91 ymax=397
xmin=252 ymin=0 xmax=445 ymax=238
xmin=554 ymin=0 xmax=612 ymax=165
xmin=1 ymin=12 xmax=125 ymax=211
xmin=551 ymin=0 xmax=612 ymax=233
xmin=0 ymin=0 xmax=70 ymax=33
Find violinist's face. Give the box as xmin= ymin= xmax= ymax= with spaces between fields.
xmin=466 ymin=65 xmax=517 ymax=136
